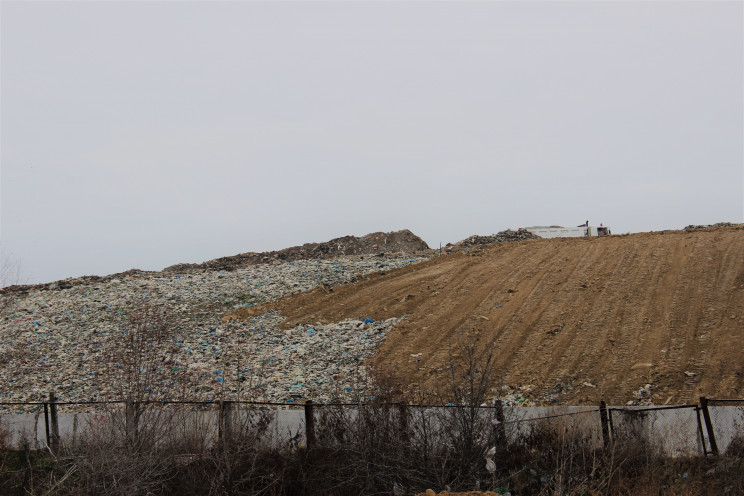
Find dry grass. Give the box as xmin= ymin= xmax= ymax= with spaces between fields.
xmin=1 ymin=401 xmax=743 ymax=495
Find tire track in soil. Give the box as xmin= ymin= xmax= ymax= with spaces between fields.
xmin=573 ymin=238 xmax=650 ymax=403
xmin=485 ymin=243 xmax=580 ymax=375
xmin=500 ymin=242 xmax=600 ymax=390
xmin=539 ymin=242 xmax=623 ymax=396
xmin=603 ymin=237 xmax=677 ymax=404
xmin=413 ymin=243 xmax=555 ymax=373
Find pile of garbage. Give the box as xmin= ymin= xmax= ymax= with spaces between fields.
xmin=628 ymin=384 xmax=654 ymax=406
xmin=455 ymin=229 xmax=540 ymax=248
xmin=0 ymin=230 xmax=431 ymax=296
xmin=0 ymin=254 xmax=427 ymax=412
xmin=683 ymin=222 xmax=741 ymax=232
xmin=165 ymin=229 xmax=431 ymax=273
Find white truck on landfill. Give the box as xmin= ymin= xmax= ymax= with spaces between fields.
xmin=524 ymin=224 xmax=611 ymax=239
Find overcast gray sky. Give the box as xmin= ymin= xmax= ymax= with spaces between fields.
xmin=1 ymin=1 xmax=742 ymax=285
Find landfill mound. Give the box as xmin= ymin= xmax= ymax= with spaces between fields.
xmin=0 ymin=254 xmax=428 ymax=408
xmin=168 ymin=229 xmax=430 ymax=272
xmin=1 ymin=229 xmax=430 ymax=294
xmin=225 ymin=224 xmax=744 ymax=406
xmin=454 ymin=229 xmax=540 ymax=248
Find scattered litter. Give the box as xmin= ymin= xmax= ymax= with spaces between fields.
xmin=0 ymin=254 xmax=425 ymax=411
xmin=628 ymin=383 xmax=654 ymax=405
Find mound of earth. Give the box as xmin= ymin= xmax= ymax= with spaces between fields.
xmin=224 ymin=224 xmax=744 ymax=406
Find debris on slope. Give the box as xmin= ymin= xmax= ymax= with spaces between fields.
xmin=0 ymin=255 xmax=427 ymax=411
xmin=0 ymin=269 xmax=156 ymax=296
xmin=683 ymin=222 xmax=742 ymax=232
xmin=454 ymin=229 xmax=540 ymax=248
xmin=165 ymin=229 xmax=430 ymax=272
xmin=1 ymin=230 xmax=431 ymax=295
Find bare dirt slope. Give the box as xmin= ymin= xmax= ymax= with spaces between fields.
xmin=225 ymin=226 xmax=744 ymax=405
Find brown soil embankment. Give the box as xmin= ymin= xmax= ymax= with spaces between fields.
xmin=225 ymin=226 xmax=744 ymax=405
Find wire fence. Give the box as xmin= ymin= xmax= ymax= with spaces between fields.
xmin=705 ymin=398 xmax=744 ymax=456
xmin=607 ymin=404 xmax=702 ymax=457
xmin=1 ymin=396 xmax=742 ymax=459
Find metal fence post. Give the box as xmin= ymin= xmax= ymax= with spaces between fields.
xmin=695 ymin=405 xmax=709 ymax=455
xmin=699 ymin=396 xmax=719 ymax=455
xmin=304 ymin=400 xmax=315 ymax=449
xmin=48 ymin=391 xmax=60 ymax=450
xmin=218 ymin=400 xmax=224 ymax=443
xmin=398 ymin=402 xmax=409 ymax=444
xmin=125 ymin=399 xmax=138 ymax=447
xmin=43 ymin=402 xmax=51 ymax=448
xmin=219 ymin=400 xmax=233 ymax=444
xmin=599 ymin=401 xmax=610 ymax=447
xmin=494 ymin=399 xmax=506 ymax=446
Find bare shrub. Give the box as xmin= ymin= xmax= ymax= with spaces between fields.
xmin=427 ymin=332 xmax=503 ymax=490
xmin=56 ymin=301 xmax=281 ymax=495
xmin=173 ymin=402 xmax=275 ymax=495
xmin=0 ymin=244 xmax=23 ymax=316
xmin=60 ymin=303 xmax=192 ymax=494
xmin=288 ymin=332 xmax=506 ymax=495
xmin=101 ymin=302 xmax=191 ymax=403
xmin=725 ymin=434 xmax=744 ymax=458
xmin=306 ymin=402 xmax=414 ymax=494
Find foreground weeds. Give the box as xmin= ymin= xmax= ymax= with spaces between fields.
xmin=1 ymin=403 xmax=742 ymax=496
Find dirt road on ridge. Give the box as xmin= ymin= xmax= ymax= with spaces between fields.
xmin=225 ymin=226 xmax=744 ymax=405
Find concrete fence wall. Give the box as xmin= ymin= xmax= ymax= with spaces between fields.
xmin=2 ymin=403 xmax=741 ymax=457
